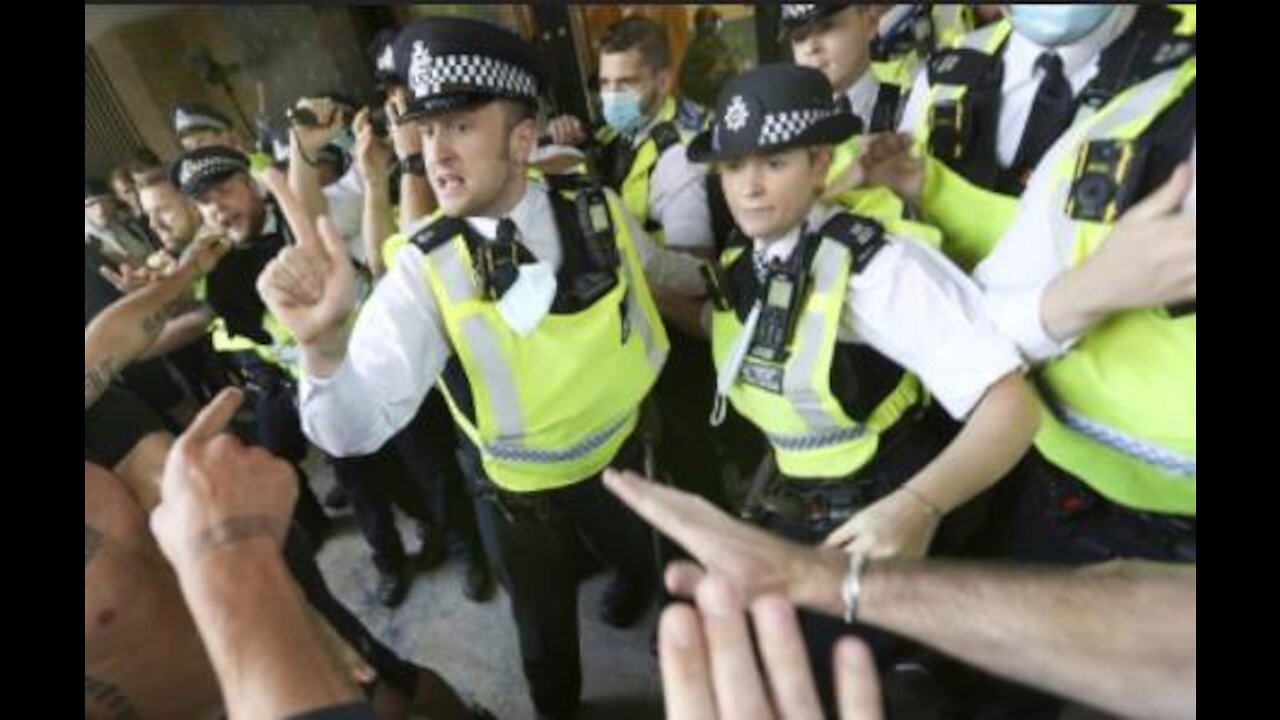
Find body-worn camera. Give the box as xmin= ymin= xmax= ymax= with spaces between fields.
xmin=1067 ymin=139 xmax=1149 ymax=223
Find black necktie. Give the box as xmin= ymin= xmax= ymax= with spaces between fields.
xmin=1010 ymin=52 xmax=1077 ymax=187
xmin=497 ymin=217 xmax=519 ymax=245
xmin=483 ymin=218 xmax=521 ymax=299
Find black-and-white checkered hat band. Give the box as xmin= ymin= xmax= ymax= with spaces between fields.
xmin=781 ymin=4 xmax=819 ymax=22
xmin=174 ymin=108 xmax=230 ymax=135
xmin=408 ymin=42 xmax=538 ymax=104
xmin=376 ymin=44 xmax=396 ymax=75
xmin=758 ymin=107 xmax=841 ymax=146
xmin=173 ymin=150 xmax=249 ymax=196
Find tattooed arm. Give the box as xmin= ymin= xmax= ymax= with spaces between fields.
xmin=84 ymin=237 xmax=227 ymax=409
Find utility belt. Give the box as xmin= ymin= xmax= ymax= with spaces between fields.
xmin=740 ymin=402 xmax=936 ymax=534
xmin=466 ymin=416 xmax=654 ymax=525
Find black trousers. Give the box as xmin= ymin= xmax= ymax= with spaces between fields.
xmin=993 ymin=449 xmax=1196 ymax=565
xmin=467 ymin=433 xmax=656 ymax=718
xmin=247 ymin=371 xmax=330 ymax=543
xmin=653 ymin=329 xmax=727 ymax=508
xmin=331 ymin=446 xmax=427 ymax=573
xmin=391 ymin=389 xmax=485 ymax=561
xmin=249 ymin=363 xmax=436 ymax=573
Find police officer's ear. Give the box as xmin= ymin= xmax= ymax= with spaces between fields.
xmin=505 ymin=101 xmax=538 ymax=164
xmin=809 ymin=147 xmax=835 ymax=190
xmin=656 ymin=66 xmax=674 ymax=97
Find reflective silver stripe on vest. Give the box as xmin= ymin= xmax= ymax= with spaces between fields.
xmin=933 ymin=83 xmax=966 ymax=106
xmin=766 ymin=425 xmax=867 ymax=452
xmin=431 ymin=240 xmax=477 ymax=305
xmin=1052 ymin=403 xmax=1196 ymax=478
xmin=486 ymin=412 xmax=633 ymax=464
xmin=458 ymin=315 xmax=527 ymax=444
xmin=784 ymin=238 xmax=852 ymax=431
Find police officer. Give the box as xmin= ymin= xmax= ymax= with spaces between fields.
xmin=854 ymin=3 xmax=1197 ymax=563
xmin=546 ymin=16 xmax=729 ymax=511
xmin=886 ymin=4 xmax=1195 ymax=270
xmin=259 ymin=17 xmax=707 ymax=720
xmin=687 ymin=63 xmax=1039 ymax=711
xmin=172 ymin=102 xmax=247 ymax=153
xmin=970 ymin=23 xmax=1197 ymax=567
xmin=780 ymin=3 xmax=974 ymax=213
xmin=546 ymin=16 xmax=715 ymax=254
xmin=173 ymin=147 xmax=427 ymax=607
xmin=781 ymin=3 xmax=912 ymax=134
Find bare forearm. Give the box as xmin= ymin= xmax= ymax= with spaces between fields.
xmin=361 ymin=182 xmax=395 ymax=278
xmin=289 ymin=138 xmax=330 ymax=220
xmin=859 ymin=559 xmax=1196 ymax=720
xmin=178 ymin=538 xmax=358 ymax=719
xmin=139 ymin=308 xmax=215 ymax=361
xmin=85 ymin=264 xmax=204 ymax=408
xmin=656 ymin=294 xmax=710 ymax=340
xmin=1041 ymin=264 xmax=1112 ymax=344
xmin=301 ymin=317 xmax=354 ymax=380
xmin=906 ymin=372 xmax=1038 ymax=514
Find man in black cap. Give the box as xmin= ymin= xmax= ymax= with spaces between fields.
xmin=175 ymin=145 xmax=449 ymax=607
xmin=260 ymin=16 xmax=709 ymax=720
xmin=168 ymin=147 xmax=486 ymax=718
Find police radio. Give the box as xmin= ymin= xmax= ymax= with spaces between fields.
xmin=569 ymin=187 xmax=619 ymax=305
xmin=477 ymin=239 xmax=519 ymax=301
xmin=1066 ymin=139 xmax=1149 ymax=223
xmin=749 ymin=263 xmax=807 ymax=363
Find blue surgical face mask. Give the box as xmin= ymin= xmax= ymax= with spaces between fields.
xmin=601 ymin=90 xmax=648 ymax=136
xmin=1010 ymin=5 xmax=1114 ymax=47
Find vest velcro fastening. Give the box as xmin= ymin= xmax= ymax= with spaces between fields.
xmin=928 ymin=47 xmax=1001 ymax=87
xmin=410 ymin=215 xmax=468 ymax=256
xmin=818 ymin=212 xmax=887 ymax=272
xmin=1081 ymin=6 xmax=1194 ymax=110
xmin=650 ymin=122 xmax=681 ymax=155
